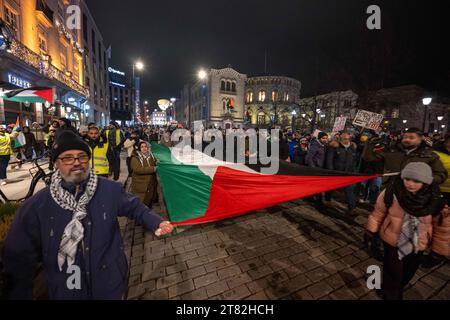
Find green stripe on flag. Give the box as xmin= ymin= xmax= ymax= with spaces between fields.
xmin=151 ymin=143 xmax=213 ymax=223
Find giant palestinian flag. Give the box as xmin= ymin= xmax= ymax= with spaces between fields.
xmin=152 ymin=143 xmax=379 ymax=227
xmin=0 ymin=87 xmax=55 ymax=104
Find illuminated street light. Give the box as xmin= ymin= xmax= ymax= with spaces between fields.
xmin=135 ymin=61 xmax=144 ymax=71
xmin=403 ymin=120 xmax=408 ymax=124
xmin=422 ymin=97 xmax=432 ymax=106
xmin=198 ymin=69 xmax=207 ymax=80
xmin=438 ymin=116 xmax=444 ymax=121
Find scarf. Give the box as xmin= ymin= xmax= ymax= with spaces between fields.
xmin=136 ymin=150 xmax=155 ymax=167
xmin=50 ymin=170 xmax=98 ymax=271
xmin=385 ymin=177 xmax=445 ymax=260
xmin=386 ymin=177 xmax=444 ymax=218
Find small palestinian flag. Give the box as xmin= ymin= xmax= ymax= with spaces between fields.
xmin=0 ymin=87 xmax=54 ymax=104
xmin=151 ymin=143 xmax=378 ymax=227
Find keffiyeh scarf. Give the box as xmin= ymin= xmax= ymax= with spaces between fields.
xmin=50 ymin=170 xmax=98 ymax=271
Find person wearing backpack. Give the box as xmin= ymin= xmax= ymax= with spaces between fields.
xmin=364 ymin=162 xmax=450 ymax=300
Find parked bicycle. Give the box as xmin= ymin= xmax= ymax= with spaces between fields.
xmin=0 ymin=153 xmax=54 ymax=204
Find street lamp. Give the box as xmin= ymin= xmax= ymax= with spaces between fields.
xmin=198 ymin=70 xmax=207 ymax=80
xmin=132 ymin=61 xmax=145 ymax=125
xmin=422 ymin=97 xmax=433 ymax=133
xmin=403 ymin=120 xmax=407 ymax=124
xmin=291 ymin=110 xmax=297 ymax=132
xmin=197 ymin=69 xmax=208 ymax=127
xmin=437 ymin=116 xmax=444 ymax=121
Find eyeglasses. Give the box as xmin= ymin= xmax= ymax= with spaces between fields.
xmin=58 ymin=155 xmax=90 ymax=165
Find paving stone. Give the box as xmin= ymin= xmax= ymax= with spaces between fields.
xmin=226 ymin=273 xmax=253 ymax=289
xmin=186 ymin=255 xmax=210 ymax=269
xmin=181 ymin=266 xmax=207 ymax=280
xmin=217 ymin=265 xmax=242 ymax=280
xmin=306 ymin=282 xmax=334 ymax=299
xmin=238 ymin=258 xmax=264 ymax=272
xmin=404 ymin=281 xmax=435 ymax=300
xmin=165 ymin=262 xmax=188 ymax=275
xmin=247 ymin=265 xmax=273 ymax=280
xmin=205 ymin=280 xmax=229 ymax=297
xmin=194 ymin=272 xmax=220 ymax=289
xmin=291 ymin=289 xmax=314 ymax=300
xmin=142 ymin=268 xmax=166 ymax=282
xmin=329 ymin=287 xmax=358 ymax=300
xmin=168 ymin=280 xmax=195 ymax=298
xmin=305 ymin=267 xmax=331 ymax=283
xmin=245 ymin=291 xmax=269 ymax=300
xmin=221 ymin=285 xmax=252 ymax=300
xmin=181 ymin=288 xmax=208 ymax=300
xmin=156 ymin=273 xmax=183 ymax=289
xmin=141 ymin=289 xmax=169 ymax=300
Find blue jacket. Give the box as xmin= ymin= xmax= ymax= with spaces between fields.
xmin=2 ymin=177 xmax=163 ymax=300
xmin=305 ymin=139 xmax=327 ymax=168
xmin=288 ymin=139 xmax=298 ymax=160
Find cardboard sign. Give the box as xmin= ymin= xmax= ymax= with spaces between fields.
xmin=332 ymin=117 xmax=347 ymax=132
xmin=353 ymin=110 xmax=384 ymax=130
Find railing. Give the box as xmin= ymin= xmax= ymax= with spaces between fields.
xmin=7 ymin=39 xmax=89 ymax=98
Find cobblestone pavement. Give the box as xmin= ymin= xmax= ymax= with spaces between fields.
xmin=121 ymin=195 xmax=450 ymax=300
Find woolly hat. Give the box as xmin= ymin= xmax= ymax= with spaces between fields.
xmin=52 ymin=131 xmax=91 ymax=161
xmin=401 ymin=162 xmax=433 ymax=185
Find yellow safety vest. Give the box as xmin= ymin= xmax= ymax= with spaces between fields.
xmin=90 ymin=141 xmax=110 ymax=175
xmin=0 ymin=133 xmax=13 ymax=156
xmin=434 ymin=151 xmax=450 ymax=193
xmin=106 ymin=130 xmax=121 ymax=148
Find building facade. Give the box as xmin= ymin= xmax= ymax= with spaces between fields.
xmin=0 ymin=0 xmax=108 ymax=128
xmin=0 ymin=0 xmax=90 ymax=127
xmin=80 ymin=0 xmax=109 ymax=126
xmin=179 ymin=67 xmax=247 ymax=129
xmin=244 ymin=75 xmax=301 ymax=128
xmin=108 ymin=66 xmax=133 ymax=126
xmin=362 ymin=85 xmax=450 ymax=134
xmin=297 ymin=90 xmax=359 ymax=132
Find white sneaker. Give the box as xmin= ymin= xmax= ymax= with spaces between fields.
xmin=1 ymin=180 xmax=7 ymax=186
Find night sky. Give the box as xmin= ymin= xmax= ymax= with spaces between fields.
xmin=86 ymin=0 xmax=449 ymax=106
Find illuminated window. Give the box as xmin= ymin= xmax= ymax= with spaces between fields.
xmin=259 ymin=90 xmax=266 ymax=102
xmin=4 ymin=5 xmax=19 ymax=39
xmin=272 ymin=90 xmax=279 ymax=102
xmin=38 ymin=33 xmax=48 ymax=54
xmin=60 ymin=52 xmax=67 ymax=70
xmin=246 ymin=91 xmax=253 ymax=103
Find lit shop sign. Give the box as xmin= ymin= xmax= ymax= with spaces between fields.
xmin=8 ymin=73 xmax=31 ymax=88
xmin=110 ymin=81 xmax=126 ymax=88
xmin=108 ymin=67 xmax=125 ymax=76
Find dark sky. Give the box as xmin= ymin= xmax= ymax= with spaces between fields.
xmin=86 ymin=0 xmax=449 ymax=107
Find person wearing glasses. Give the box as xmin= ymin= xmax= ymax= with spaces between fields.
xmin=2 ymin=131 xmax=174 ymax=300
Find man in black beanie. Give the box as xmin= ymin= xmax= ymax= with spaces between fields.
xmin=2 ymin=130 xmax=174 ymax=300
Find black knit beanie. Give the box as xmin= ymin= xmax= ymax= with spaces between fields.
xmin=52 ymin=131 xmax=91 ymax=161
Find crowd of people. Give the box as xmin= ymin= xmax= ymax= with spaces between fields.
xmin=1 ymin=118 xmax=450 ymax=300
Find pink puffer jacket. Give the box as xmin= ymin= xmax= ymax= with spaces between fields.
xmin=367 ymin=190 xmax=450 ymax=257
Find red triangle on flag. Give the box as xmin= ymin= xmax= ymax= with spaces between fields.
xmin=33 ymin=88 xmax=54 ymax=104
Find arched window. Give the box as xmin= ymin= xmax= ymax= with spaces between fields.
xmin=226 ymin=81 xmax=231 ymax=92
xmin=246 ymin=91 xmax=253 ymax=103
xmin=231 ymin=82 xmax=236 ymax=92
xmin=258 ymin=90 xmax=266 ymax=102
xmin=272 ymin=90 xmax=278 ymax=102
xmin=258 ymin=111 xmax=266 ymax=125
xmin=221 ymin=80 xmax=226 ymax=91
